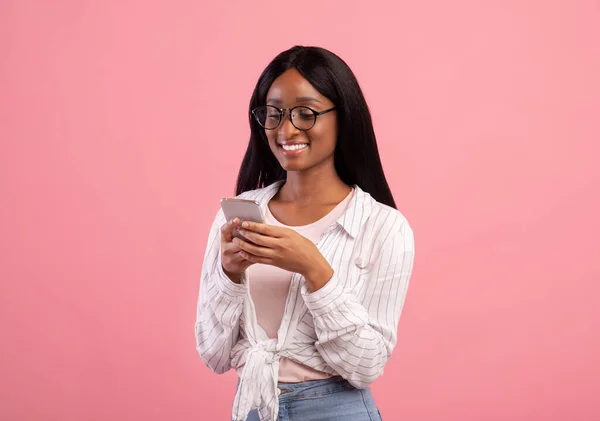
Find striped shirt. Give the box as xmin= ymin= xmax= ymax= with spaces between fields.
xmin=195 ymin=180 xmax=415 ymax=421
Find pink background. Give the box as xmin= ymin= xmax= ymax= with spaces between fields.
xmin=1 ymin=0 xmax=599 ymax=420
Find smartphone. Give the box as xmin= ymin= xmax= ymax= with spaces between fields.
xmin=220 ymin=198 xmax=265 ymax=241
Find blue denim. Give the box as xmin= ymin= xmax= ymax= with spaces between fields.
xmin=242 ymin=376 xmax=382 ymax=421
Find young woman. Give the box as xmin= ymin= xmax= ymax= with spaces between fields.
xmin=195 ymin=45 xmax=415 ymax=421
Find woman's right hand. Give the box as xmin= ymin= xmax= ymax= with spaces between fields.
xmin=220 ymin=218 xmax=254 ymax=283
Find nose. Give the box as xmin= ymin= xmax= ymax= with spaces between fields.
xmin=277 ymin=111 xmax=300 ymax=139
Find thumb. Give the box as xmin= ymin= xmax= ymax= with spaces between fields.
xmin=222 ymin=217 xmax=241 ymax=242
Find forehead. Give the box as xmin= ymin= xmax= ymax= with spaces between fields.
xmin=266 ymin=68 xmax=326 ymax=102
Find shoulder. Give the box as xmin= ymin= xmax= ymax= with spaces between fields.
xmin=365 ymin=197 xmax=415 ymax=249
xmin=371 ymin=200 xmax=412 ymax=233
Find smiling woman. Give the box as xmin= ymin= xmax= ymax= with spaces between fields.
xmin=195 ymin=46 xmax=415 ymax=421
xmin=250 ymin=68 xmax=340 ymax=174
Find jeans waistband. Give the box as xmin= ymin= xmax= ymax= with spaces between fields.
xmin=276 ymin=376 xmax=357 ymax=403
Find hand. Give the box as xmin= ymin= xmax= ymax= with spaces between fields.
xmin=220 ymin=218 xmax=254 ymax=283
xmin=233 ymin=221 xmax=334 ymax=291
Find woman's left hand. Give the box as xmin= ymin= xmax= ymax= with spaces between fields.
xmin=233 ymin=221 xmax=334 ymax=291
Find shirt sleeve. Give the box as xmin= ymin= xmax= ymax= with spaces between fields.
xmin=301 ymin=220 xmax=415 ymax=388
xmin=195 ymin=209 xmax=248 ymax=374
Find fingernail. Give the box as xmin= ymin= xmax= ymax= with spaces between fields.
xmin=233 ymin=217 xmax=240 ymax=223
xmin=242 ymin=221 xmax=249 ymax=228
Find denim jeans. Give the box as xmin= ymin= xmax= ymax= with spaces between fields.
xmin=242 ymin=376 xmax=382 ymax=421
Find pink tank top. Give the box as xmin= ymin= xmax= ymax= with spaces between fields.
xmin=248 ymin=188 xmax=354 ymax=382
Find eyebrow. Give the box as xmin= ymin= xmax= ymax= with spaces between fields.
xmin=266 ymin=96 xmax=322 ymax=105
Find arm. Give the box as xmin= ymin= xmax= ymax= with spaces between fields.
xmin=195 ymin=210 xmax=248 ymax=374
xmin=302 ymin=222 xmax=415 ymax=388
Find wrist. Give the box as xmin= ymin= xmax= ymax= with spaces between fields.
xmin=304 ymin=260 xmax=334 ymax=292
xmin=222 ymin=266 xmax=243 ymax=284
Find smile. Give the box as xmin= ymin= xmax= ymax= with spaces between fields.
xmin=278 ymin=143 xmax=309 ymax=156
xmin=281 ymin=144 xmax=308 ymax=151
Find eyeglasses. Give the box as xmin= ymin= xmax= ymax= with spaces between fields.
xmin=251 ymin=105 xmax=336 ymax=131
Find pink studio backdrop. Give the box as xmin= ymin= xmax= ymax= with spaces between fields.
xmin=1 ymin=1 xmax=599 ymax=420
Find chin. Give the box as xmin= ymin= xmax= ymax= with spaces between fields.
xmin=279 ymin=160 xmax=309 ymax=172
xmin=277 ymin=154 xmax=335 ymax=174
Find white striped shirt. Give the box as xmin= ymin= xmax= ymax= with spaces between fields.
xmin=195 ymin=180 xmax=415 ymax=421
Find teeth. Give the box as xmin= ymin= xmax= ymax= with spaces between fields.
xmin=282 ymin=144 xmax=308 ymax=151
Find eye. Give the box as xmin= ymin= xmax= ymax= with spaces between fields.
xmin=297 ymin=112 xmax=313 ymax=120
xmin=294 ymin=108 xmax=314 ymax=120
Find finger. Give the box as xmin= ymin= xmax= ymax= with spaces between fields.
xmin=221 ymin=218 xmax=241 ymax=242
xmin=224 ymin=241 xmax=255 ymax=262
xmin=232 ymin=250 xmax=251 ymax=264
xmin=220 ymin=219 xmax=236 ymax=239
xmin=239 ymin=250 xmax=271 ymax=265
xmin=223 ymin=248 xmax=250 ymax=267
xmin=240 ymin=221 xmax=281 ymax=237
xmin=223 ymin=239 xmax=249 ymax=256
xmin=233 ymin=237 xmax=272 ymax=258
xmin=235 ymin=228 xmax=277 ymax=247
xmin=223 ymin=241 xmax=242 ymax=254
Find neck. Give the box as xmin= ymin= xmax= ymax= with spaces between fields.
xmin=278 ymin=161 xmax=351 ymax=205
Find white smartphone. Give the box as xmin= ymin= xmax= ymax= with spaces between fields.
xmin=220 ymin=198 xmax=265 ymax=240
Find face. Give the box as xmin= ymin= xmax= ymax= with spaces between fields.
xmin=263 ymin=68 xmax=338 ymax=173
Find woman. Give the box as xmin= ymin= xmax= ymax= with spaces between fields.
xmin=195 ymin=45 xmax=415 ymax=421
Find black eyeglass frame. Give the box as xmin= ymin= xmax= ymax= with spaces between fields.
xmin=251 ymin=105 xmax=337 ymax=131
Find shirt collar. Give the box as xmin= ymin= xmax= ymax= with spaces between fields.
xmin=259 ymin=180 xmax=373 ymax=239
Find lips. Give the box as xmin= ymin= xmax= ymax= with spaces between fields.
xmin=277 ymin=142 xmax=309 ymax=156
xmin=281 ymin=143 xmax=308 ymax=151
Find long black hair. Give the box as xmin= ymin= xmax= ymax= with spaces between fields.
xmin=235 ymin=45 xmax=397 ymax=209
